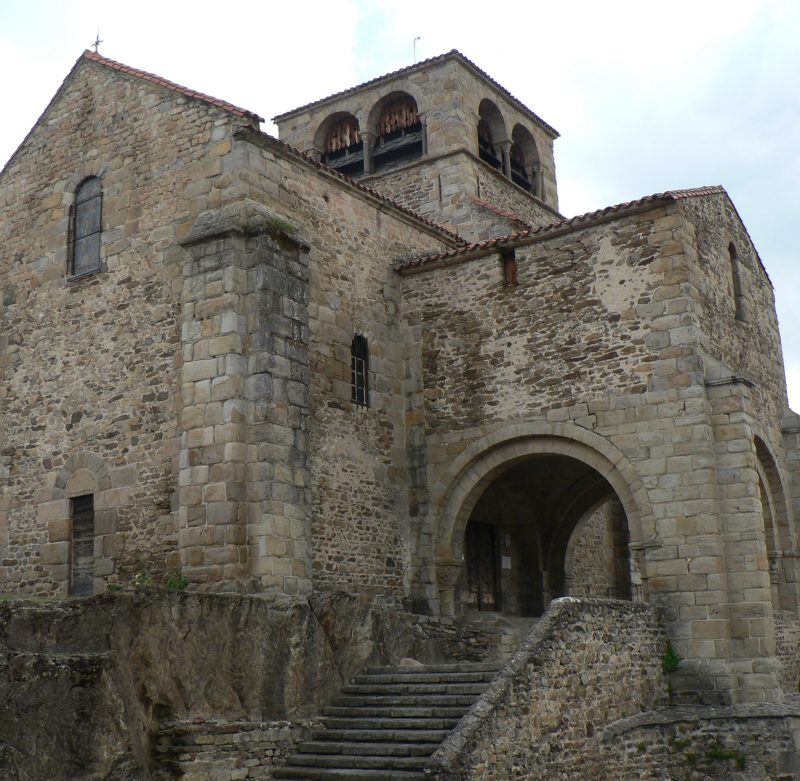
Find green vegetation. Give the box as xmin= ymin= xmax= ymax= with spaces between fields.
xmin=662 ymin=640 xmax=681 ymax=673
xmin=166 ymin=572 xmax=189 ymax=591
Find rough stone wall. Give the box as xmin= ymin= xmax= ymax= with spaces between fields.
xmin=598 ymin=705 xmax=800 ymax=781
xmin=427 ymin=598 xmax=669 ymax=780
xmin=400 ymin=200 xmax=785 ymax=703
xmin=365 ymin=151 xmax=558 ymax=242
xmin=774 ymin=610 xmax=800 ymax=694
xmin=402 ymin=212 xmax=668 ymax=434
xmin=565 ymin=501 xmax=616 ymax=597
xmin=0 ymin=58 xmax=247 ymax=594
xmin=154 ymin=720 xmax=313 ymax=781
xmin=223 ymin=130 xmax=452 ymax=601
xmin=684 ymin=193 xmax=788 ymax=445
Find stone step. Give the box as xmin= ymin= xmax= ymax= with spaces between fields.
xmin=333 ymin=693 xmax=477 ymax=708
xmin=311 ymin=728 xmax=449 ymax=743
xmin=320 ymin=716 xmax=461 ymax=731
xmin=273 ymin=769 xmax=426 ymax=780
xmin=365 ymin=661 xmax=503 ymax=675
xmin=271 ymin=658 xmax=503 ymax=781
xmin=342 ymin=682 xmax=489 ymax=696
xmin=287 ymin=753 xmax=427 ymax=770
xmin=297 ymin=741 xmax=435 ymax=757
xmin=323 ymin=705 xmax=469 ymax=719
xmin=354 ymin=670 xmax=496 ymax=684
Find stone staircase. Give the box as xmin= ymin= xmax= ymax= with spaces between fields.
xmin=271 ymin=660 xmax=504 ymax=780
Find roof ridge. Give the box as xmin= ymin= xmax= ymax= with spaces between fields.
xmin=395 ymin=186 xmax=729 ymax=271
xmin=82 ymin=50 xmax=264 ymax=123
xmin=272 ymin=49 xmax=559 ymax=138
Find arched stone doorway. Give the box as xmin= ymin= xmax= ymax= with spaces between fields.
xmin=432 ymin=424 xmax=651 ymax=617
xmin=458 ymin=455 xmax=636 ymax=617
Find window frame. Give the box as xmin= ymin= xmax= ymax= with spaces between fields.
xmin=68 ymin=176 xmax=104 ymax=278
xmin=350 ymin=334 xmax=370 ymax=408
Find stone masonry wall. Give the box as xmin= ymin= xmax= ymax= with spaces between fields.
xmin=565 ymin=500 xmax=616 ymax=597
xmin=274 ymin=55 xmax=558 ymax=209
xmin=775 ymin=610 xmax=800 ymax=694
xmin=400 ymin=199 xmax=785 ymax=703
xmin=176 ymin=203 xmax=313 ymax=593
xmin=0 ymin=57 xmax=250 ymax=594
xmin=598 ymin=704 xmax=800 ymax=781
xmin=365 ymin=151 xmax=558 ymax=242
xmin=427 ymin=598 xmax=668 ymax=780
xmin=225 ymin=130 xmax=453 ymax=601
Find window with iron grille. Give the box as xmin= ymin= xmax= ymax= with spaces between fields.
xmin=70 ymin=177 xmax=102 ymax=276
xmin=71 ymin=494 xmax=95 ymax=596
xmin=351 ymin=335 xmax=369 ymax=407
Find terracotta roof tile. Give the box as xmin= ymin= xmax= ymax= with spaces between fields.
xmin=395 ymin=186 xmax=729 ymax=271
xmin=83 ymin=50 xmax=264 ymax=124
xmin=272 ymin=50 xmax=559 ymax=139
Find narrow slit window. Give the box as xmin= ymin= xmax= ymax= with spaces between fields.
xmin=502 ymin=250 xmax=518 ymax=287
xmin=71 ymin=494 xmax=95 ymax=596
xmin=71 ymin=176 xmax=102 ymax=276
xmin=729 ymin=243 xmax=746 ymax=321
xmin=351 ymin=335 xmax=369 ymax=407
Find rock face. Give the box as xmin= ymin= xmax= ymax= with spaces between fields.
xmin=0 ymin=593 xmax=339 ymax=779
xmin=0 ymin=591 xmax=504 ymax=780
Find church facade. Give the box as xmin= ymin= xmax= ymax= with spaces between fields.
xmin=1 ymin=48 xmax=799 ymax=712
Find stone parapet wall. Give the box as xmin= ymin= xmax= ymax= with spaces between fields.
xmin=154 ymin=720 xmax=314 ymax=781
xmin=427 ymin=598 xmax=668 ymax=779
xmin=599 ymin=703 xmax=800 ymax=781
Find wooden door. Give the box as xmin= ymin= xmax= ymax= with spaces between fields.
xmin=465 ymin=521 xmax=498 ymax=611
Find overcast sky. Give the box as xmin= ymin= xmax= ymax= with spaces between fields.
xmin=1 ymin=0 xmax=797 ymax=409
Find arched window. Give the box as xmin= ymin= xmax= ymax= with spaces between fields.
xmin=478 ymin=119 xmax=501 ymax=170
xmin=321 ymin=114 xmax=363 ymax=177
xmin=729 ymin=243 xmax=746 ymax=321
xmin=510 ymin=124 xmax=540 ymax=194
xmin=477 ymin=99 xmax=507 ymax=172
xmin=71 ymin=494 xmax=95 ymax=596
xmin=71 ymin=177 xmax=102 ymax=276
xmin=372 ymin=94 xmax=423 ymax=172
xmin=351 ymin=335 xmax=369 ymax=407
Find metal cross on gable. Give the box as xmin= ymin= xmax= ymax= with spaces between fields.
xmin=92 ymin=31 xmax=103 ymax=54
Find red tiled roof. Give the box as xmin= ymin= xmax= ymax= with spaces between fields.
xmin=395 ymin=186 xmax=729 ymax=271
xmin=272 ymin=50 xmax=559 ymax=139
xmin=82 ymin=50 xmax=264 ymax=123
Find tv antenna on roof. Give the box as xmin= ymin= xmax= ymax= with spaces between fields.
xmin=92 ymin=31 xmax=103 ymax=54
xmin=413 ymin=36 xmax=421 ymax=63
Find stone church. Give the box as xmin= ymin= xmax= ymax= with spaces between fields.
xmin=0 ymin=49 xmax=799 ymax=780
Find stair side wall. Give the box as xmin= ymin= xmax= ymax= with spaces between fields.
xmin=428 ymin=598 xmax=669 ymax=779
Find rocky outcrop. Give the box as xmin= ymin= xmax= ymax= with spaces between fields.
xmin=0 ymin=591 xmax=504 ymax=780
